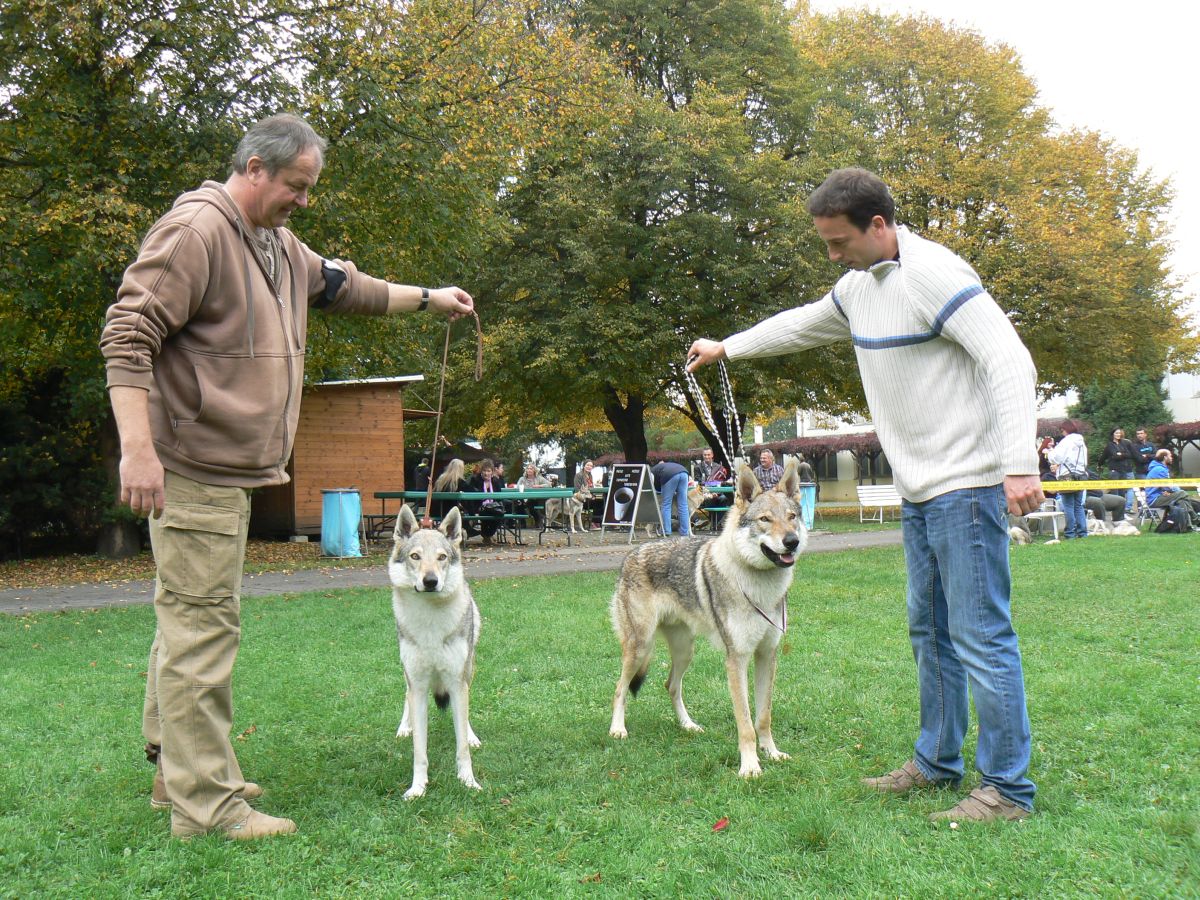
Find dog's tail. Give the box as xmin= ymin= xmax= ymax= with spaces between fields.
xmin=434 ymin=691 xmax=450 ymax=711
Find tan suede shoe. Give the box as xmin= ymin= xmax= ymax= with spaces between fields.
xmin=151 ymin=762 xmax=263 ymax=810
xmin=861 ymin=759 xmax=952 ymax=793
xmin=171 ymin=809 xmax=297 ymax=841
xmin=222 ymin=810 xmax=298 ymax=840
xmin=929 ymin=786 xmax=1031 ymax=824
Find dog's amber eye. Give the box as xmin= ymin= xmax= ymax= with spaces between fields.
xmin=409 ymin=552 xmax=420 ymax=561
xmin=437 ymin=553 xmax=448 ymax=561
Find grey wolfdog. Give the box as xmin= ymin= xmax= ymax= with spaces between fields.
xmin=389 ymin=505 xmax=482 ymax=798
xmin=609 ymin=458 xmax=806 ymax=778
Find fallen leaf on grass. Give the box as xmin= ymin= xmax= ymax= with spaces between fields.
xmin=712 ymin=817 xmax=729 ymax=832
xmin=581 ymin=872 xmax=602 ymax=883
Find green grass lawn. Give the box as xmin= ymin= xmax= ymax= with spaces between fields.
xmin=2 ymin=537 xmax=1197 ymax=897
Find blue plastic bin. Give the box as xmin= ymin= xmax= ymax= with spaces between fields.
xmin=799 ymin=483 xmax=816 ymax=531
xmin=321 ymin=489 xmax=363 ymax=558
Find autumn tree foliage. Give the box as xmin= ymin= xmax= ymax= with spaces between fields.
xmin=461 ymin=0 xmax=857 ymax=463
xmin=0 ymin=0 xmax=599 ymax=554
xmin=791 ymin=9 xmax=1197 ymax=395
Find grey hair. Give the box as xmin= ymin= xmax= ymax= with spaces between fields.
xmin=231 ymin=113 xmax=326 ymax=176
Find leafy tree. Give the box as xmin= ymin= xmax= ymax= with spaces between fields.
xmin=791 ymin=10 xmax=1197 ymax=396
xmin=1069 ymin=371 xmax=1172 ymax=458
xmin=0 ymin=0 xmax=303 ymax=554
xmin=461 ymin=0 xmax=855 ymax=463
xmin=0 ymin=0 xmax=596 ymax=553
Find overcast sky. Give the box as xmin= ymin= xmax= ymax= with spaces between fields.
xmin=807 ymin=0 xmax=1200 ymax=327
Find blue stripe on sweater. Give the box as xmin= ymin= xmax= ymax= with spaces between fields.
xmin=831 ymin=287 xmax=847 ymax=320
xmin=851 ymin=284 xmax=984 ymax=350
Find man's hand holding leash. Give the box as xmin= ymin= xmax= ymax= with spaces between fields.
xmin=686 ymin=339 xmax=726 ymax=372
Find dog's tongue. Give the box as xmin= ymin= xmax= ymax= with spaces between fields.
xmin=778 ymin=552 xmax=795 ymax=566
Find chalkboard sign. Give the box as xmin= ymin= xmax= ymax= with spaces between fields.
xmin=601 ymin=464 xmax=662 ymax=542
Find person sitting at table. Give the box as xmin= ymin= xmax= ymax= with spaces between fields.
xmin=697 ymin=447 xmax=729 ymax=484
xmin=432 ymin=458 xmax=475 ymax=534
xmin=467 ymin=459 xmax=505 ymax=546
xmin=517 ymin=462 xmax=551 ymax=525
xmin=752 ymin=449 xmax=784 ymax=490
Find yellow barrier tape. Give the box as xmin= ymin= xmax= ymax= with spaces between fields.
xmin=1048 ymin=478 xmax=1199 ymax=491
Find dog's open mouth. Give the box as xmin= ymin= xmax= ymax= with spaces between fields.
xmin=760 ymin=545 xmax=796 ymax=567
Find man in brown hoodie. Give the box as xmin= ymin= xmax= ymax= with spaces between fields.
xmin=101 ymin=114 xmax=474 ymax=840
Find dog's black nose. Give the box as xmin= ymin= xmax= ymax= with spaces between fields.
xmin=422 ymin=575 xmax=440 ymax=591
xmin=783 ymin=533 xmax=800 ymax=552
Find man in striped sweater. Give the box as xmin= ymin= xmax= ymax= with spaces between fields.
xmin=688 ymin=168 xmax=1043 ymax=824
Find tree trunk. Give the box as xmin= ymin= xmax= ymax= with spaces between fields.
xmin=603 ymin=387 xmax=648 ymax=463
xmin=95 ymin=412 xmax=143 ymax=560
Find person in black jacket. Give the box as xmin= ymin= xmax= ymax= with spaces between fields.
xmin=1132 ymin=428 xmax=1156 ymax=476
xmin=1096 ymin=427 xmax=1137 ymax=516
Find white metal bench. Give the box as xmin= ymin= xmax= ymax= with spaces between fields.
xmin=857 ymin=484 xmax=902 ymax=523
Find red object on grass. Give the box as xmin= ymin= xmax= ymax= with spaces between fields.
xmin=712 ymin=817 xmax=729 ymax=832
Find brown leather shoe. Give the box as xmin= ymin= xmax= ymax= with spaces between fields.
xmin=930 ymin=786 xmax=1031 ymax=823
xmin=222 ymin=809 xmax=298 ymax=840
xmin=861 ymin=759 xmax=948 ymax=793
xmin=152 ymin=761 xmax=263 ymax=810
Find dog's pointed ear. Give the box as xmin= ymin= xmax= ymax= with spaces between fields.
xmin=395 ymin=504 xmax=419 ymax=541
xmin=439 ymin=506 xmax=463 ymax=544
xmin=735 ymin=461 xmax=761 ymax=506
xmin=776 ymin=457 xmax=801 ymax=499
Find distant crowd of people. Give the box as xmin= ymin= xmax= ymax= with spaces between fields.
xmin=1036 ymin=422 xmax=1197 ymax=538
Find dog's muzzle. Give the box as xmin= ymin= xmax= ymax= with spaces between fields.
xmin=760 ymin=533 xmax=800 ymax=568
xmin=420 ymin=575 xmax=442 ymax=592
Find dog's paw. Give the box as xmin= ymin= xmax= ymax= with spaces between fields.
xmin=396 ymin=723 xmax=412 ymax=739
xmin=680 ymin=720 xmax=705 ymax=733
xmin=738 ymin=760 xmax=763 ymax=779
xmin=763 ymin=748 xmax=790 ymax=761
xmin=403 ymin=782 xmax=426 ymax=800
xmin=467 ymin=730 xmax=482 ymax=749
xmin=609 ymin=726 xmax=628 ymax=739
xmin=459 ymin=773 xmax=482 ymax=791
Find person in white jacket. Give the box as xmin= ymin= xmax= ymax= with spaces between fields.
xmin=1048 ymin=421 xmax=1089 ymax=540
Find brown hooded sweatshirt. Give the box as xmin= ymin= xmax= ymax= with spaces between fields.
xmin=101 ymin=181 xmax=390 ymax=487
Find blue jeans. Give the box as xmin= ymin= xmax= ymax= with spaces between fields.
xmin=1059 ymin=487 xmax=1087 ymax=539
xmin=659 ymin=472 xmax=691 ymax=536
xmin=901 ymin=485 xmax=1035 ymax=811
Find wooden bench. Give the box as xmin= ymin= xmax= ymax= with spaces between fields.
xmin=857 ymin=484 xmax=902 ymax=523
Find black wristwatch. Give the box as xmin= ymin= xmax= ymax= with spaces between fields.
xmin=417 ymin=287 xmax=429 ymax=312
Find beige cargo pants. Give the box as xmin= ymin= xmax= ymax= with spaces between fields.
xmin=143 ymin=471 xmax=253 ymax=836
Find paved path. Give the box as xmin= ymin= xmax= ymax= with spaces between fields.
xmin=0 ymin=529 xmax=903 ymax=615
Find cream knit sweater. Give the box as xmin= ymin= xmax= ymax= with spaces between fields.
xmin=724 ymin=227 xmax=1039 ymax=503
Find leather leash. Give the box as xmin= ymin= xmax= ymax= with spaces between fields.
xmin=421 ymin=310 xmax=483 ymax=527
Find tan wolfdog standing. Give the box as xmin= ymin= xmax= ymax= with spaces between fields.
xmin=389 ymin=505 xmax=482 ymax=799
xmin=609 ymin=458 xmax=806 ymax=777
